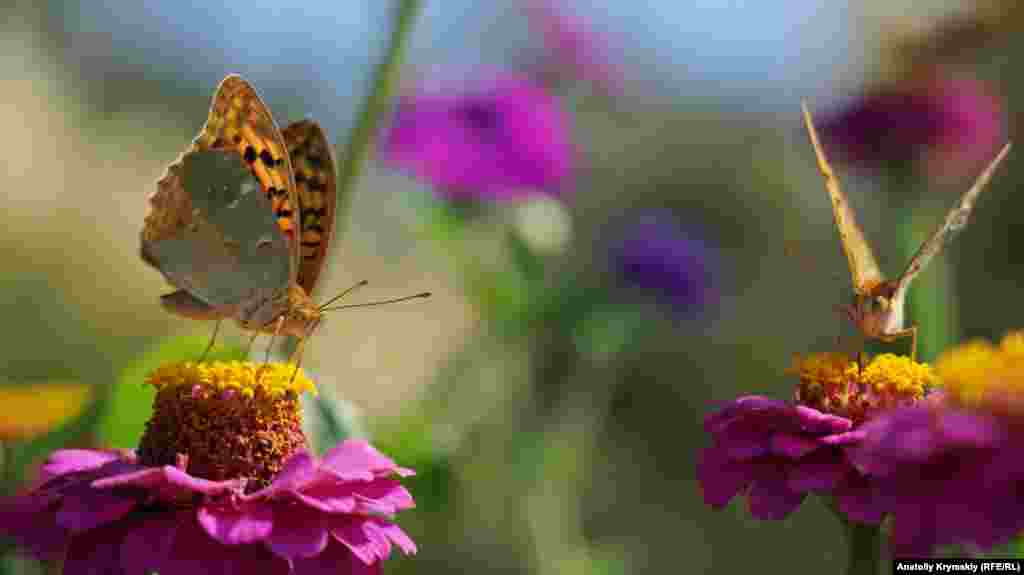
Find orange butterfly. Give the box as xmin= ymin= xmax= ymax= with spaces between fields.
xmin=801 ymin=101 xmax=1011 ymax=360
xmin=142 ymin=76 xmax=339 ymax=354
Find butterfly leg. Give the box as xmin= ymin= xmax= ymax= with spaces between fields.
xmin=288 ymin=336 xmax=308 ymax=385
xmin=243 ymin=330 xmax=260 ymax=360
xmin=881 ymin=325 xmax=919 ymax=362
xmin=254 ymin=317 xmax=286 ymax=384
xmin=263 ymin=316 xmax=286 ymax=366
xmin=198 ymin=320 xmax=222 ymax=363
xmin=832 ymin=305 xmax=867 ymax=367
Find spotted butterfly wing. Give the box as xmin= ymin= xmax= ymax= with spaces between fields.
xmin=190 ymin=75 xmax=300 ymax=275
xmin=282 ymin=120 xmax=338 ymax=295
xmin=142 ymin=76 xmax=323 ymax=337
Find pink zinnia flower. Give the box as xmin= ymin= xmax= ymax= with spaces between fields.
xmin=379 ymin=72 xmax=574 ymax=201
xmin=846 ymin=332 xmax=1024 ymax=555
xmin=698 ymin=354 xmax=933 ymax=522
xmin=0 ymin=362 xmax=416 ymax=574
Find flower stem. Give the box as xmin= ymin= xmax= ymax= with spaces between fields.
xmin=844 ymin=521 xmax=882 ymax=575
xmin=276 ymin=0 xmax=420 ymax=360
xmin=334 ymin=0 xmax=422 ymax=225
xmin=901 ymin=203 xmax=955 ymax=362
xmin=887 ymin=166 xmax=956 ymax=362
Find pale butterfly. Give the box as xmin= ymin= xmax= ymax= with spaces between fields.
xmin=800 ymin=100 xmax=1011 ymax=360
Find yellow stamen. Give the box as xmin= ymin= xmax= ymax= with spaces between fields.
xmin=792 ymin=352 xmax=931 ymax=424
xmin=146 ymin=360 xmax=316 ymax=399
xmin=860 ymin=354 xmax=934 ymax=398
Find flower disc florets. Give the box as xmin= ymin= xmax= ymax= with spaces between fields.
xmin=138 ymin=361 xmax=315 ymax=490
xmin=793 ymin=353 xmax=933 ymax=424
xmin=0 ymin=361 xmax=416 ymax=574
xmin=842 ymin=332 xmax=1024 ymax=555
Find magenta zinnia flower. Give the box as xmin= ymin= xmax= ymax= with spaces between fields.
xmin=0 ymin=362 xmax=416 ymax=574
xmin=698 ymin=354 xmax=933 ymax=522
xmin=817 ymin=66 xmax=1004 ymax=181
xmin=379 ymin=72 xmax=573 ymax=200
xmin=846 ymin=332 xmax=1024 ymax=555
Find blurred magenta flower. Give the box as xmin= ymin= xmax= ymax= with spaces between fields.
xmin=698 ymin=354 xmax=933 ymax=522
xmin=525 ymin=0 xmax=621 ymax=95
xmin=844 ymin=332 xmax=1024 ymax=555
xmin=380 ymin=72 xmax=573 ymax=200
xmin=817 ymin=68 xmax=1004 ymax=181
xmin=0 ymin=362 xmax=415 ymax=574
xmin=610 ymin=213 xmax=717 ymax=318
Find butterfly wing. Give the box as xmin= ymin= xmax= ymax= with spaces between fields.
xmin=281 ymin=120 xmax=338 ymax=295
xmin=142 ymin=75 xmax=302 ymax=308
xmin=143 ymin=150 xmax=292 ymax=312
xmin=191 ymin=75 xmax=300 ymax=284
xmin=801 ymin=101 xmax=886 ymax=294
xmin=894 ymin=142 xmax=1012 ymax=297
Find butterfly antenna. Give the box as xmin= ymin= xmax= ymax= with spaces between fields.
xmin=198 ymin=320 xmax=222 ymax=363
xmin=322 ymin=292 xmax=432 ymax=312
xmin=317 ymin=279 xmax=370 ymax=311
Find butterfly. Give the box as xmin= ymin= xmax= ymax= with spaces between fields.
xmin=800 ymin=100 xmax=1011 ymax=360
xmin=141 ymin=75 xmax=338 ymax=352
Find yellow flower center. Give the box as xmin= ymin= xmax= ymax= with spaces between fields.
xmin=792 ymin=352 xmax=933 ymax=424
xmin=137 ymin=361 xmax=314 ymax=490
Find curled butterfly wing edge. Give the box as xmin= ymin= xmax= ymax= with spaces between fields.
xmin=893 ymin=141 xmax=1012 ymax=301
xmin=801 ymin=100 xmax=886 ymax=294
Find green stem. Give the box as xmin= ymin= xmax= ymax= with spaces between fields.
xmin=334 ymin=0 xmax=422 ymax=226
xmin=900 ymin=205 xmax=955 ymax=362
xmin=844 ymin=521 xmax=882 ymax=575
xmin=887 ymin=166 xmax=956 ymax=362
xmin=279 ymin=0 xmax=420 ymax=359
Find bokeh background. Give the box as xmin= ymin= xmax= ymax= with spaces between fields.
xmin=2 ymin=0 xmax=1023 ymax=573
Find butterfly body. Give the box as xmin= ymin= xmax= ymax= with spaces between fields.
xmin=142 ymin=75 xmax=337 ymax=343
xmin=232 ymin=284 xmax=322 ymax=339
xmin=847 ymin=281 xmax=905 ymax=341
xmin=801 ymin=101 xmax=1011 ymax=359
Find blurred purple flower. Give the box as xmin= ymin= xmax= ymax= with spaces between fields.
xmin=526 ymin=0 xmax=622 ymax=95
xmin=818 ymin=68 xmax=1004 ymax=181
xmin=0 ymin=441 xmax=415 ymax=574
xmin=610 ymin=213 xmax=718 ymax=318
xmin=380 ymin=72 xmax=573 ymax=200
xmin=698 ymin=396 xmax=882 ymax=522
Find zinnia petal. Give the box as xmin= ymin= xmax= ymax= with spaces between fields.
xmin=198 ymin=504 xmax=274 ymax=546
xmin=266 ymin=505 xmax=330 ymax=560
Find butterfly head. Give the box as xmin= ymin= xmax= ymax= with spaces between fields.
xmin=849 ymin=281 xmax=904 ymax=337
xmin=279 ymin=285 xmax=324 ymax=339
